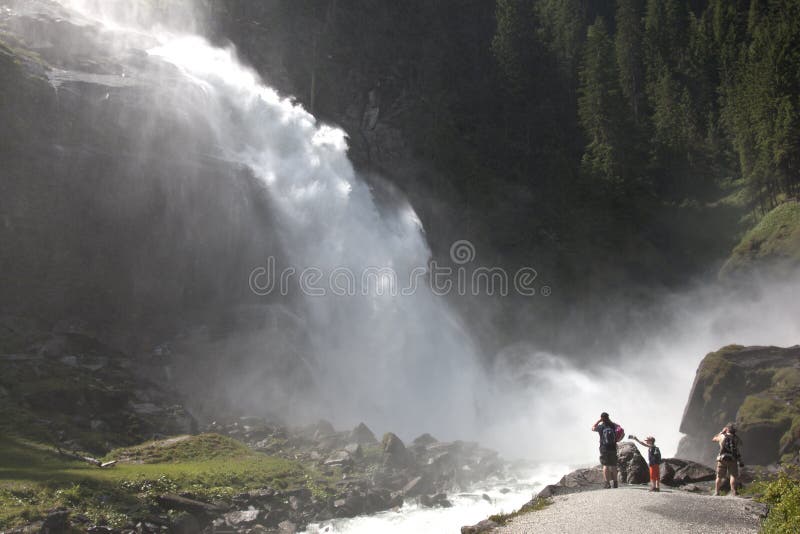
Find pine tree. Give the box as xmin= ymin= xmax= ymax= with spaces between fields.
xmin=578 ymin=17 xmax=631 ymax=189
xmin=615 ymin=0 xmax=647 ymax=122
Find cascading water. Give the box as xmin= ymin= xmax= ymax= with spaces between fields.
xmin=50 ymin=0 xmax=486 ymax=439
xmin=146 ymin=35 xmax=486 ymax=436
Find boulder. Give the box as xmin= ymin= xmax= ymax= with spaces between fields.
xmin=678 ymin=344 xmax=800 ymax=465
xmin=461 ymin=519 xmax=499 ymax=534
xmin=419 ymin=493 xmax=452 ymax=508
xmin=671 ymin=460 xmax=715 ymax=485
xmin=616 ymin=442 xmax=649 ymax=484
xmin=41 ymin=508 xmax=71 ymax=534
xmin=344 ymin=442 xmax=363 ymax=458
xmin=558 ymin=467 xmax=606 ymax=489
xmin=412 ymin=433 xmax=438 ymax=447
xmin=382 ymin=432 xmax=412 ymax=468
xmin=224 ymin=508 xmax=259 ymax=527
xmin=350 ymin=422 xmax=378 ymax=444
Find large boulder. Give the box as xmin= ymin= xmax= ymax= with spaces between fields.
xmin=678 ymin=344 xmax=800 ymax=465
xmin=660 ymin=458 xmax=715 ymax=486
xmin=350 ymin=422 xmax=378 ymax=445
xmin=616 ymin=442 xmax=649 ymax=484
xmin=382 ymin=432 xmax=412 ymax=468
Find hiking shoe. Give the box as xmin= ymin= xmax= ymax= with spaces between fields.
xmin=603 ymin=481 xmax=611 ymax=489
xmin=612 ymin=480 xmax=618 ymax=488
xmin=712 ymin=491 xmax=719 ymax=496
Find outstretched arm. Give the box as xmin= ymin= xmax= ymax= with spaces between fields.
xmin=631 ymin=437 xmax=647 ymax=446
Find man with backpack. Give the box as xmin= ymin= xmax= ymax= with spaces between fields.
xmin=712 ymin=423 xmax=743 ymax=496
xmin=592 ymin=412 xmax=623 ymax=488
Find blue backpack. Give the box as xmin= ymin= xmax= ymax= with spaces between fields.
xmin=600 ymin=425 xmax=616 ymax=447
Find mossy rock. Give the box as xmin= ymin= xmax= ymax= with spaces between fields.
xmin=680 ymin=345 xmax=800 ymax=465
xmin=721 ymin=200 xmax=800 ymax=278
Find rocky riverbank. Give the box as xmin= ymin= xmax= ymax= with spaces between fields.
xmin=1 ymin=420 xmax=510 ymax=534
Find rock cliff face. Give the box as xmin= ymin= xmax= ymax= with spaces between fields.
xmin=0 ymin=1 xmax=286 ymax=350
xmin=678 ymin=345 xmax=800 ymax=466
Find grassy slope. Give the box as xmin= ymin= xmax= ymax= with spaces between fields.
xmin=721 ymin=200 xmax=800 ymax=277
xmin=0 ymin=434 xmax=312 ymax=529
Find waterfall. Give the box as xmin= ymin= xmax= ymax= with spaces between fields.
xmin=53 ymin=0 xmax=485 ymax=438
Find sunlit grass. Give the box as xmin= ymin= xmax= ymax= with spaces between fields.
xmin=0 ymin=434 xmax=308 ymax=529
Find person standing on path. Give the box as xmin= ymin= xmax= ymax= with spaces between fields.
xmin=712 ymin=423 xmax=744 ymax=496
xmin=592 ymin=412 xmax=620 ymax=488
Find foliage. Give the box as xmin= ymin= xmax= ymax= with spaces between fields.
xmin=721 ymin=200 xmax=800 ymax=276
xmin=488 ymin=497 xmax=551 ymax=525
xmin=753 ymin=466 xmax=800 ymax=534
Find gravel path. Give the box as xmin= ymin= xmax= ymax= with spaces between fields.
xmin=496 ymin=486 xmax=765 ymax=534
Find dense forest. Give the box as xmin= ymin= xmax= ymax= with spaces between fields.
xmin=226 ymin=0 xmax=799 ymax=296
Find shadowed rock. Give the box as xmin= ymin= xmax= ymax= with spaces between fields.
xmin=350 ymin=422 xmax=378 ymax=444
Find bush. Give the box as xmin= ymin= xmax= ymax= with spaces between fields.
xmin=757 ymin=467 xmax=800 ymax=534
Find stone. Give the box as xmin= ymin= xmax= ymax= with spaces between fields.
xmin=461 ymin=519 xmax=499 ymax=534
xmin=616 ymin=442 xmax=649 ymax=484
xmin=41 ymin=508 xmax=70 ymax=534
xmin=324 ymin=450 xmax=353 ymax=467
xmin=156 ymin=494 xmax=224 ymax=515
xmin=350 ymin=422 xmax=378 ymax=444
xmin=382 ymin=432 xmax=411 ymax=468
xmin=400 ymin=476 xmax=431 ymax=497
xmin=344 ymin=442 xmax=363 ymax=458
xmin=678 ymin=344 xmax=800 ymax=465
xmin=412 ymin=433 xmax=438 ymax=447
xmin=311 ymin=419 xmax=336 ymax=439
xmin=419 ymin=493 xmax=452 ymax=508
xmin=558 ymin=467 xmax=606 ymax=489
xmin=224 ymin=508 xmax=259 ymax=527
xmin=278 ymin=520 xmax=297 ymax=534
xmin=170 ymin=513 xmax=200 ymax=534
xmin=660 ymin=458 xmax=715 ymax=486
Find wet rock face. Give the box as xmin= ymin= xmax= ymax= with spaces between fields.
xmin=678 ymin=344 xmax=800 ymax=465
xmin=0 ymin=3 xmax=284 ymax=350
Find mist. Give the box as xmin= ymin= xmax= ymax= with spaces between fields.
xmin=16 ymin=0 xmax=799 ymax=467
xmin=480 ymin=271 xmax=800 ymax=461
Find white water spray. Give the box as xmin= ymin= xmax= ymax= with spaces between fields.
xmin=54 ymin=0 xmax=486 ymax=439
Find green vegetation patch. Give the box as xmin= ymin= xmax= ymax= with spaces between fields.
xmin=722 ymin=200 xmax=800 ymax=276
xmin=106 ymin=433 xmax=251 ymax=463
xmin=752 ymin=467 xmax=800 ymax=534
xmin=697 ymin=346 xmax=741 ymax=403
xmin=737 ymin=395 xmax=793 ymax=427
xmin=0 ymin=435 xmax=306 ymax=529
xmin=488 ymin=497 xmax=551 ymax=526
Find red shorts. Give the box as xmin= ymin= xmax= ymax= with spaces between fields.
xmin=649 ymin=464 xmax=660 ymax=482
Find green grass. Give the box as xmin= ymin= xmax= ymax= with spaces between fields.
xmin=721 ymin=200 xmax=800 ymax=276
xmin=106 ymin=433 xmax=252 ymax=463
xmin=488 ymin=497 xmax=551 ymax=526
xmin=0 ymin=434 xmax=309 ymax=529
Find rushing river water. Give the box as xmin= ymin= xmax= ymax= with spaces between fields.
xmin=301 ymin=463 xmax=570 ymax=534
